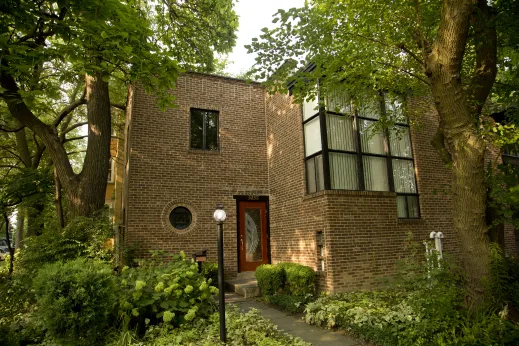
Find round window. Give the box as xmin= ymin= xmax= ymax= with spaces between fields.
xmin=169 ymin=207 xmax=192 ymax=230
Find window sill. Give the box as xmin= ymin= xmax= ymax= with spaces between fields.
xmin=303 ymin=189 xmax=396 ymax=200
xmin=398 ymin=218 xmax=424 ymax=224
xmin=188 ymin=149 xmax=221 ymax=155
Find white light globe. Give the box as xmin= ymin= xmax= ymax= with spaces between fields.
xmin=213 ymin=209 xmax=227 ymax=223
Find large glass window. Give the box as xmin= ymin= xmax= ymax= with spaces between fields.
xmin=302 ymin=90 xmax=420 ymax=218
xmin=190 ymin=109 xmax=219 ymax=151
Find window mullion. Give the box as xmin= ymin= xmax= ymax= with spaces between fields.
xmin=202 ymin=112 xmax=207 ymax=150
xmin=319 ymin=105 xmax=331 ymax=190
xmin=354 ymin=113 xmax=365 ymax=190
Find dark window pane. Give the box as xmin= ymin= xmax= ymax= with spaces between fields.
xmin=206 ymin=111 xmax=218 ymax=150
xmin=407 ymin=196 xmax=420 ymax=218
xmin=306 ymin=158 xmax=317 ymax=193
xmin=190 ymin=109 xmax=204 ymax=149
xmin=396 ymin=196 xmax=407 ymax=218
xmin=169 ymin=207 xmax=192 ymax=230
xmin=306 ymin=155 xmax=324 ymax=194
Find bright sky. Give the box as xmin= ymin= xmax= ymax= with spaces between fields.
xmin=224 ymin=0 xmax=305 ymax=76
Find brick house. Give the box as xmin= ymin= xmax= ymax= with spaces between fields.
xmin=117 ymin=71 xmax=517 ymax=292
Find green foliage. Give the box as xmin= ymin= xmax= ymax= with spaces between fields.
xmin=304 ymin=251 xmax=519 ymax=346
xmin=255 ymin=264 xmax=285 ymax=296
xmin=113 ymin=306 xmax=311 ymax=346
xmin=33 ymin=258 xmax=117 ymax=345
xmin=266 ymin=294 xmax=307 ymax=314
xmin=279 ymin=262 xmax=317 ymax=297
xmin=117 ymin=252 xmax=217 ymax=330
xmin=201 ymin=262 xmax=218 ymax=287
xmin=486 ymin=163 xmax=519 ymax=229
xmin=17 ymin=216 xmax=114 ymax=275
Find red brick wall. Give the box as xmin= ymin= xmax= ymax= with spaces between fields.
xmin=125 ymin=73 xmax=268 ymax=277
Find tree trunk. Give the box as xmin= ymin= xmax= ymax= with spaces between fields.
xmin=54 ymin=166 xmax=65 ymax=229
xmin=66 ymin=73 xmax=111 ymax=218
xmin=427 ymin=0 xmax=492 ymax=310
xmin=15 ymin=207 xmax=24 ymax=250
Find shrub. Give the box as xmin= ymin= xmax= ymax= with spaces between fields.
xmin=255 ymin=264 xmax=285 ymax=296
xmin=279 ymin=262 xmax=316 ymax=297
xmin=118 ymin=252 xmax=217 ymax=331
xmin=17 ymin=216 xmax=113 ymax=275
xmin=33 ymin=258 xmax=117 ymax=345
xmin=201 ymin=262 xmax=218 ymax=287
xmin=267 ymin=294 xmax=306 ymax=314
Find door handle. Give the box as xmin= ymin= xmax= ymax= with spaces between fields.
xmin=240 ymin=238 xmax=244 ymax=251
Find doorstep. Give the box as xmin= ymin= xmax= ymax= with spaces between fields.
xmin=225 ymin=271 xmax=260 ymax=298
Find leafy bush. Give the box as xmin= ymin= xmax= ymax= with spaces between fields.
xmin=201 ymin=262 xmax=218 ymax=287
xmin=255 ymin=264 xmax=285 ymax=296
xmin=267 ymin=294 xmax=306 ymax=314
xmin=118 ymin=251 xmax=217 ymax=331
xmin=33 ymin=258 xmax=117 ymax=345
xmin=17 ymin=216 xmax=113 ymax=275
xmin=279 ymin=262 xmax=316 ymax=296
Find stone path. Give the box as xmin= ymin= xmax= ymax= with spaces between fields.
xmin=225 ymin=293 xmax=369 ymax=346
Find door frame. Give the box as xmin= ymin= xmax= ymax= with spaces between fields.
xmin=233 ymin=195 xmax=270 ymax=273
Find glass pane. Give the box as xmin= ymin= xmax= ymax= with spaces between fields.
xmin=385 ymin=98 xmax=407 ymax=124
xmin=306 ymin=158 xmax=317 ymax=194
xmin=325 ymin=90 xmax=353 ymax=114
xmin=303 ymin=94 xmax=319 ymax=121
xmin=327 ymin=114 xmax=356 ymax=152
xmin=392 ymin=159 xmax=417 ymax=193
xmin=329 ymin=152 xmax=358 ymax=190
xmin=359 ymin=120 xmax=386 ymax=155
xmin=205 ymin=111 xmax=218 ymax=151
xmin=396 ymin=196 xmax=407 ymax=218
xmin=407 ymin=196 xmax=420 ymax=218
xmin=304 ymin=117 xmax=322 ymax=157
xmin=363 ymin=156 xmax=389 ymax=191
xmin=244 ymin=208 xmax=263 ymax=262
xmin=358 ymin=98 xmax=381 ymax=119
xmin=389 ymin=126 xmax=412 ymax=158
xmin=190 ymin=109 xmax=204 ymax=149
xmin=169 ymin=207 xmax=192 ymax=230
xmin=315 ymin=155 xmax=325 ymax=191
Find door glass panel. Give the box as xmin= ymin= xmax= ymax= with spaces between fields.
xmin=244 ymin=208 xmax=263 ymax=262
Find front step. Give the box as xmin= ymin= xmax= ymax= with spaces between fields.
xmin=225 ymin=271 xmax=260 ymax=298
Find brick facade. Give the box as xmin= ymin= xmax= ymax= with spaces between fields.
xmin=122 ymin=72 xmax=517 ymax=290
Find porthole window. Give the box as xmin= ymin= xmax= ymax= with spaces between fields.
xmin=169 ymin=207 xmax=192 ymax=230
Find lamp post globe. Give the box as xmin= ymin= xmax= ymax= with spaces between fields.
xmin=213 ymin=207 xmax=227 ymax=223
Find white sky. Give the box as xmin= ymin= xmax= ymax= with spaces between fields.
xmin=224 ymin=0 xmax=305 ymax=76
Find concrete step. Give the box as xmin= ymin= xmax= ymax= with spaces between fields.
xmin=225 ymin=271 xmax=260 ymax=298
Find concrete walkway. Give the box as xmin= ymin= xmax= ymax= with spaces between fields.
xmin=225 ymin=293 xmax=369 ymax=346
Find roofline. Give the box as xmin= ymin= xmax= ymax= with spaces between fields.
xmin=185 ymin=70 xmax=263 ymax=86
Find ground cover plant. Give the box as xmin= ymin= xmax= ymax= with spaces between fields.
xmin=303 ymin=243 xmax=519 ymax=345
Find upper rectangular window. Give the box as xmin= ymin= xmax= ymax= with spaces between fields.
xmin=190 ymin=109 xmax=219 ymax=151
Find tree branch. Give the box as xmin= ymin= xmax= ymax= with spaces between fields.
xmin=111 ymin=103 xmax=126 ymax=111
xmin=63 ymin=121 xmax=87 ymax=135
xmin=467 ymin=0 xmax=497 ymax=115
xmin=52 ymin=88 xmax=87 ymax=127
xmin=63 ymin=135 xmax=88 ymax=143
xmin=396 ymin=43 xmax=424 ymax=66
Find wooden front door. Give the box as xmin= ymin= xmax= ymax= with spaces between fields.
xmin=238 ymin=201 xmax=269 ymax=272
